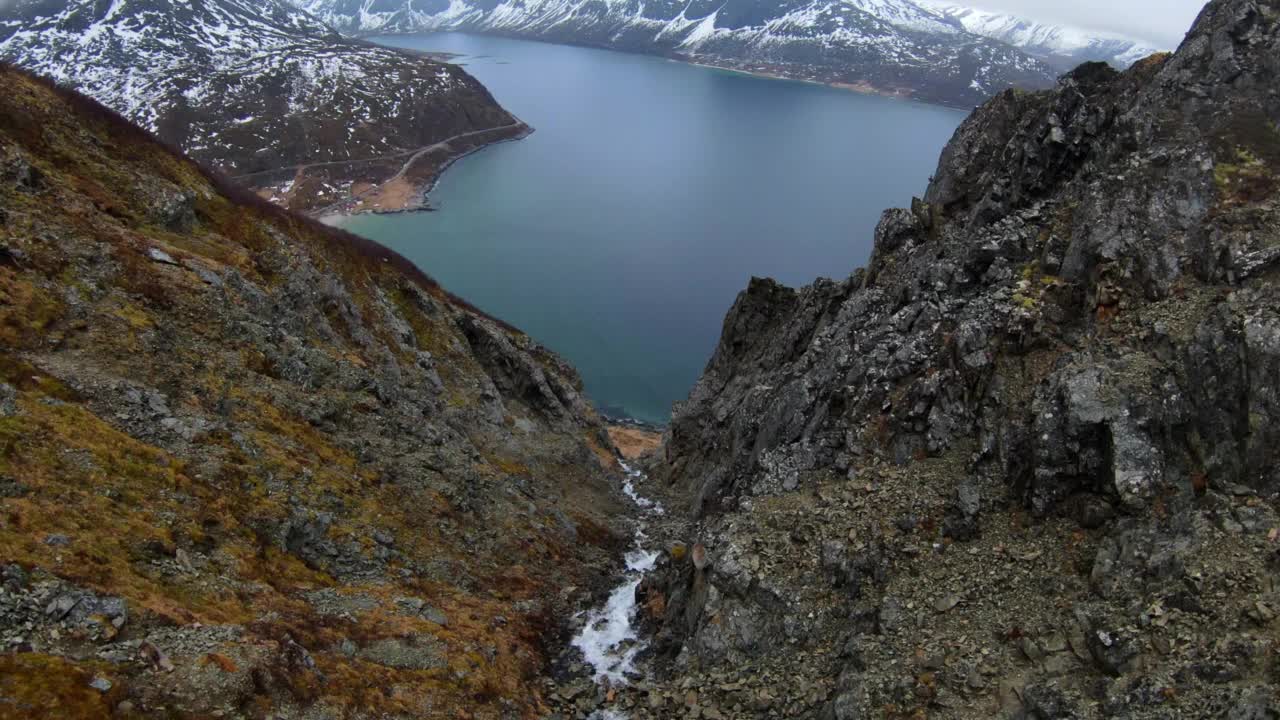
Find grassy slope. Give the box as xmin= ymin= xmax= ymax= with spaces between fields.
xmin=0 ymin=64 xmax=623 ymax=718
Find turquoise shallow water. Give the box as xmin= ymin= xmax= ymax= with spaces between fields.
xmin=340 ymin=33 xmax=965 ymax=425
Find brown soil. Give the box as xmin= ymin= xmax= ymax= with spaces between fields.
xmin=249 ymin=122 xmax=529 ymax=216
xmin=608 ymin=425 xmax=664 ymax=459
xmin=352 ymin=174 xmax=418 ymax=213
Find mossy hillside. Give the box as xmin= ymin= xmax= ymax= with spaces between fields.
xmin=0 ymin=65 xmax=626 ymax=718
xmin=0 ymin=654 xmax=126 ymax=719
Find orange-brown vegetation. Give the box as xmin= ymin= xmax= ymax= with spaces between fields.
xmin=0 ymin=63 xmax=623 ymax=718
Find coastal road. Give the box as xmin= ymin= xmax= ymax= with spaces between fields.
xmin=229 ymin=121 xmax=526 ymax=184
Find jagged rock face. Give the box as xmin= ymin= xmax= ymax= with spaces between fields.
xmin=0 ymin=67 xmax=626 ymax=717
xmin=297 ymin=0 xmax=1058 ymax=107
xmin=0 ymin=0 xmax=517 ymax=211
xmin=635 ymin=1 xmax=1280 ymax=717
xmin=668 ymin=0 xmax=1280 ymax=515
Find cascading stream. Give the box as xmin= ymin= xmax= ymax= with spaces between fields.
xmin=570 ymin=462 xmax=664 ymax=713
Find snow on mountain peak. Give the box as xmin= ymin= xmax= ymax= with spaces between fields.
xmin=918 ymin=2 xmax=1163 ymax=69
xmin=296 ymin=0 xmax=1059 ymax=107
xmin=0 ymin=0 xmax=517 ymax=211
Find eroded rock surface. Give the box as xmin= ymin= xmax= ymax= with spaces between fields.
xmin=602 ymin=1 xmax=1280 ymax=717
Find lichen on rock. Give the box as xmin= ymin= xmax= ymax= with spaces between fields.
xmin=626 ymin=1 xmax=1280 ymax=717
xmin=0 ymin=64 xmax=629 ymax=718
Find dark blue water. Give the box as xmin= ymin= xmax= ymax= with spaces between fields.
xmin=341 ymin=33 xmax=964 ymax=425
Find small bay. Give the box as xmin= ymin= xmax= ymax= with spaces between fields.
xmin=340 ymin=33 xmax=964 ymax=424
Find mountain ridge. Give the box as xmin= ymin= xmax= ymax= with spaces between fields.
xmin=921 ymin=2 xmax=1165 ymax=70
xmin=0 ymin=0 xmax=525 ymax=213
xmin=296 ymin=0 xmax=1061 ymax=107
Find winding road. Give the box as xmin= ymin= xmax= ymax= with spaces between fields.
xmin=230 ymin=121 xmax=526 ymax=183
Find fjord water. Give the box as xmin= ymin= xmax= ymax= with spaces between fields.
xmin=342 ymin=34 xmax=963 ymax=425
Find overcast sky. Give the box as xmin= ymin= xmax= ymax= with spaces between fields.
xmin=962 ymin=0 xmax=1209 ymax=47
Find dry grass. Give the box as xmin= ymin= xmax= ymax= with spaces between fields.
xmin=607 ymin=425 xmax=663 ymax=460
xmin=0 ymin=62 xmax=619 ymax=718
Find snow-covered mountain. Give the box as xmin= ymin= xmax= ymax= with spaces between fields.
xmin=921 ymin=3 xmax=1163 ymax=70
xmin=295 ymin=0 xmax=1059 ymax=107
xmin=0 ymin=0 xmax=517 ymax=208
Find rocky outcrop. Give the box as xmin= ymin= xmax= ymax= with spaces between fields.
xmin=617 ymin=0 xmax=1280 ymax=717
xmin=0 ymin=65 xmax=626 ymax=717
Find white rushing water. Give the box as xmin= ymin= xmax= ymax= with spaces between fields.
xmin=571 ymin=462 xmax=664 ymax=690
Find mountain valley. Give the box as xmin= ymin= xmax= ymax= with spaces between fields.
xmin=2 ymin=0 xmax=1279 ymax=718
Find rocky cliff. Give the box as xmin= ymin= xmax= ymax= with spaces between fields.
xmin=0 ymin=0 xmax=525 ymax=214
xmin=603 ymin=0 xmax=1280 ymax=717
xmin=0 ymin=65 xmax=629 ymax=718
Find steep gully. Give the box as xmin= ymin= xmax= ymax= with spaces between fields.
xmin=571 ymin=462 xmax=665 ymax=718
xmin=553 ymin=1 xmax=1280 ymax=717
xmin=2 ymin=0 xmax=1277 ymax=715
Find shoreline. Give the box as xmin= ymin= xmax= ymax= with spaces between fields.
xmin=357 ymin=29 xmax=975 ymax=111
xmin=678 ymin=57 xmax=970 ymax=110
xmin=607 ymin=423 xmax=664 ymax=460
xmin=315 ymin=120 xmax=532 ymax=221
xmin=246 ymin=119 xmax=532 ymax=222
xmin=603 ymin=413 xmax=668 ymax=434
xmin=395 ymin=121 xmax=533 ymax=214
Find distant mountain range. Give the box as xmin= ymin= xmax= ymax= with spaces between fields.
xmin=0 ymin=0 xmax=522 ymax=212
xmin=0 ymin=0 xmax=1167 ymax=212
xmin=920 ymin=3 xmax=1163 ymax=70
xmin=296 ymin=0 xmax=1062 ymax=107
